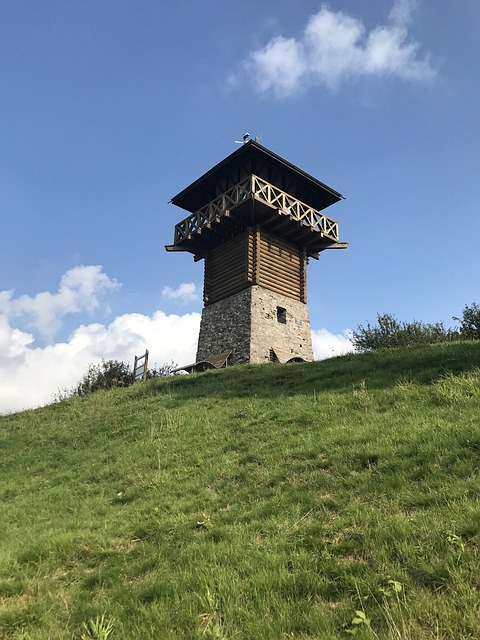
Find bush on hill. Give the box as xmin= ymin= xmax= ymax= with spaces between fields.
xmin=454 ymin=302 xmax=480 ymax=340
xmin=351 ymin=313 xmax=456 ymax=352
xmin=352 ymin=303 xmax=480 ymax=352
xmin=67 ymin=358 xmax=176 ymax=398
xmin=71 ymin=359 xmax=134 ymax=397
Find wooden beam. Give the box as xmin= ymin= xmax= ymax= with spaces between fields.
xmin=257 ymin=272 xmax=301 ymax=297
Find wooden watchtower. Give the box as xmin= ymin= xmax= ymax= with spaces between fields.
xmin=166 ymin=140 xmax=347 ymax=371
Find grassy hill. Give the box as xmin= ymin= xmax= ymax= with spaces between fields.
xmin=1 ymin=342 xmax=480 ymax=640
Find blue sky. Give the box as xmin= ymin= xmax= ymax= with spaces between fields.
xmin=1 ymin=0 xmax=479 ymax=412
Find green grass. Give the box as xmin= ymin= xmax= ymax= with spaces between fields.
xmin=1 ymin=341 xmax=480 ymax=639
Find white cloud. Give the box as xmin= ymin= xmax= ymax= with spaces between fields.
xmin=248 ymin=36 xmax=307 ymax=98
xmin=311 ymin=328 xmax=354 ymax=360
xmin=0 ymin=315 xmax=35 ymax=359
xmin=0 ymin=266 xmax=120 ymax=341
xmin=389 ymin=0 xmax=416 ymax=26
xmin=162 ymin=282 xmax=199 ymax=303
xmin=238 ymin=0 xmax=435 ymax=97
xmin=0 ymin=309 xmax=201 ymax=415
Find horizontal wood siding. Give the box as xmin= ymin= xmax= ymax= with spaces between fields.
xmin=257 ymin=229 xmax=304 ymax=302
xmin=204 ymin=230 xmax=252 ymax=304
xmin=203 ymin=227 xmax=306 ymax=304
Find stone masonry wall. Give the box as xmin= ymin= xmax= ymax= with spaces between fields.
xmin=249 ymin=286 xmax=313 ymax=363
xmin=196 ymin=287 xmax=252 ymax=365
xmin=195 ymin=285 xmax=313 ymax=365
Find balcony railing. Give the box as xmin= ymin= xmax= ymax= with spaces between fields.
xmin=173 ymin=175 xmax=339 ymax=245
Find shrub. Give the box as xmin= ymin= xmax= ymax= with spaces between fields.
xmin=64 ymin=358 xmax=177 ymax=399
xmin=351 ymin=313 xmax=455 ymax=352
xmin=72 ymin=359 xmax=133 ymax=397
xmin=453 ymin=302 xmax=480 ymax=340
xmin=147 ymin=361 xmax=177 ymax=378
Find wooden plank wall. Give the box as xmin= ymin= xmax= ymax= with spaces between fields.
xmin=204 ymin=230 xmax=252 ymax=304
xmin=204 ymin=227 xmax=306 ymax=305
xmin=257 ymin=229 xmax=305 ymax=303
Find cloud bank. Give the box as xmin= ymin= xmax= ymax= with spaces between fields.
xmin=0 ymin=267 xmax=354 ymax=414
xmin=235 ymin=0 xmax=435 ymax=97
xmin=0 ymin=309 xmax=202 ymax=415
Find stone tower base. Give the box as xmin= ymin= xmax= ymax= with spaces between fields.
xmin=196 ymin=285 xmax=313 ymax=365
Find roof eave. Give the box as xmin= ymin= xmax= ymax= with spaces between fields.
xmin=171 ymin=140 xmax=344 ymax=212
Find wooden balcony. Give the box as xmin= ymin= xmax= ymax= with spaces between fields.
xmin=167 ymin=175 xmax=347 ymax=257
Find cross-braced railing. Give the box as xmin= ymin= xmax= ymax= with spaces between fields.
xmin=173 ymin=175 xmax=339 ymax=244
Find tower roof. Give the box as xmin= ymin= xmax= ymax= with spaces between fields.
xmin=171 ymin=140 xmax=343 ymax=213
xmin=167 ymin=140 xmax=347 ymax=257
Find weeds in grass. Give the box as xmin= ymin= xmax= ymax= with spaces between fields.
xmin=394 ymin=376 xmax=417 ymax=391
xmin=373 ymin=592 xmax=411 ymax=640
xmin=446 ymin=531 xmax=465 ymax=556
xmin=378 ymin=579 xmax=403 ymax=599
xmin=352 ymin=379 xmax=371 ymax=409
xmin=196 ymin=513 xmax=212 ymax=530
xmin=344 ymin=609 xmax=371 ymax=635
xmin=432 ymin=368 xmax=480 ymax=405
xmin=198 ymin=589 xmax=225 ymax=638
xmin=81 ymin=614 xmax=115 ymax=640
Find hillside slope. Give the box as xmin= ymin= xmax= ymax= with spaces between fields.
xmin=1 ymin=342 xmax=480 ymax=639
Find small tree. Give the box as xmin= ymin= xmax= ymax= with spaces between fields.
xmin=453 ymin=302 xmax=480 ymax=340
